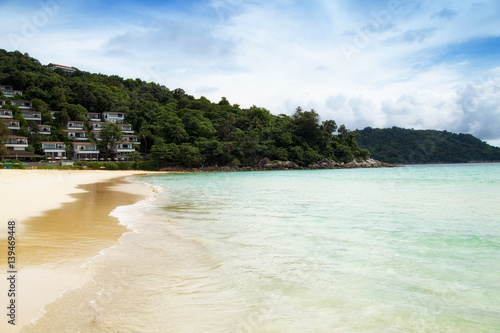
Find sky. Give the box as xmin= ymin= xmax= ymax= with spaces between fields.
xmin=2 ymin=0 xmax=500 ymax=146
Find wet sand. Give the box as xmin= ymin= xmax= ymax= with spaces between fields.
xmin=0 ymin=170 xmax=157 ymax=332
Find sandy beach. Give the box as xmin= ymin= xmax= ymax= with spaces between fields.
xmin=0 ymin=169 xmax=158 ymax=332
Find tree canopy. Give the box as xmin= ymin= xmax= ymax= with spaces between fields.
xmin=356 ymin=127 xmax=500 ymax=163
xmin=0 ymin=49 xmax=368 ymax=167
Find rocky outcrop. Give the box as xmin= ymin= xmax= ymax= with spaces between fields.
xmin=308 ymin=158 xmax=396 ymax=169
xmin=159 ymin=158 xmax=396 ymax=172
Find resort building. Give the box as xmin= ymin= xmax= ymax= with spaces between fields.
xmin=117 ymin=123 xmax=134 ymax=134
xmin=3 ymin=119 xmax=20 ymax=135
xmin=38 ymin=124 xmax=51 ymax=136
xmin=103 ymin=111 xmax=125 ymax=123
xmin=122 ymin=134 xmax=140 ymax=145
xmin=48 ymin=63 xmax=76 ymax=73
xmin=67 ymin=121 xmax=85 ymax=130
xmin=22 ymin=111 xmax=42 ymax=124
xmin=71 ymin=142 xmax=99 ymax=161
xmin=0 ymin=109 xmax=13 ymax=119
xmin=0 ymin=101 xmax=5 ymax=107
xmin=113 ymin=142 xmax=135 ymax=160
xmin=11 ymin=100 xmax=32 ymax=110
xmin=64 ymin=129 xmax=87 ymax=141
xmin=4 ymin=136 xmax=28 ymax=151
xmin=90 ymin=122 xmax=107 ymax=131
xmin=0 ymin=85 xmax=23 ymax=97
xmin=85 ymin=112 xmax=101 ymax=122
xmin=42 ymin=142 xmax=67 ymax=158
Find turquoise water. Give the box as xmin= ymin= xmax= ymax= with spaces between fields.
xmin=29 ymin=164 xmax=500 ymax=332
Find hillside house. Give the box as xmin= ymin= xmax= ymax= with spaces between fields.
xmin=67 ymin=121 xmax=85 ymax=130
xmin=22 ymin=111 xmax=42 ymax=124
xmin=0 ymin=85 xmax=23 ymax=97
xmin=0 ymin=109 xmax=13 ymax=119
xmin=11 ymin=100 xmax=32 ymax=110
xmin=85 ymin=112 xmax=101 ymax=122
xmin=42 ymin=142 xmax=67 ymax=158
xmin=5 ymin=136 xmax=28 ymax=151
xmin=71 ymin=142 xmax=99 ymax=161
xmin=117 ymin=124 xmax=134 ymax=134
xmin=3 ymin=119 xmax=20 ymax=135
xmin=48 ymin=63 xmax=76 ymax=73
xmin=103 ymin=112 xmax=124 ymax=123
xmin=64 ymin=129 xmax=87 ymax=141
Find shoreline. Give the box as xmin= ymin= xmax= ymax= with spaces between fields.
xmin=0 ymin=170 xmax=160 ymax=332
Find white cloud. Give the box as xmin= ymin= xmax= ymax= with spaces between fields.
xmin=2 ymin=0 xmax=500 ymax=142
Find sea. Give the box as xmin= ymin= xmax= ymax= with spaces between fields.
xmin=27 ymin=164 xmax=500 ymax=333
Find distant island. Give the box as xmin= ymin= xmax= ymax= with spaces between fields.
xmin=356 ymin=127 xmax=500 ymax=164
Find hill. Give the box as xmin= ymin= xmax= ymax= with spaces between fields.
xmin=356 ymin=127 xmax=500 ymax=164
xmin=0 ymin=50 xmax=369 ymax=168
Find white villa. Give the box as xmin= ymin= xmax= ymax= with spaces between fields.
xmin=0 ymin=85 xmax=23 ymax=97
xmin=103 ymin=111 xmax=125 ymax=123
xmin=117 ymin=123 xmax=134 ymax=134
xmin=11 ymin=100 xmax=32 ymax=110
xmin=71 ymin=142 xmax=99 ymax=161
xmin=3 ymin=119 xmax=19 ymax=135
xmin=5 ymin=136 xmax=28 ymax=150
xmin=42 ymin=142 xmax=67 ymax=158
xmin=48 ymin=63 xmax=76 ymax=73
xmin=64 ymin=129 xmax=87 ymax=141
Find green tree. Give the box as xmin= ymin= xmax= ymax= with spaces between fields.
xmin=0 ymin=120 xmax=9 ymax=158
xmin=99 ymin=123 xmax=123 ymax=159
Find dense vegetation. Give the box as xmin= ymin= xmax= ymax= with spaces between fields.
xmin=356 ymin=127 xmax=500 ymax=164
xmin=0 ymin=50 xmax=369 ymax=167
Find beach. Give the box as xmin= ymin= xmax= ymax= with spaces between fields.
xmin=0 ymin=169 xmax=157 ymax=332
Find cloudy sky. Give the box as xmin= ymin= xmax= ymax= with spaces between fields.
xmin=2 ymin=0 xmax=500 ymax=145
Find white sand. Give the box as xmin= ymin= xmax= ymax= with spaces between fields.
xmin=0 ymin=169 xmax=155 ymax=232
xmin=0 ymin=169 xmax=159 ymax=332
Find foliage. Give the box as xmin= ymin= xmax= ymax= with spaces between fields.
xmin=0 ymin=49 xmax=367 ymax=168
xmin=356 ymin=127 xmax=500 ymax=163
xmin=0 ymin=119 xmax=9 ymax=158
xmin=98 ymin=123 xmax=123 ymax=159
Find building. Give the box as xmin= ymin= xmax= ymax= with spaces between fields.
xmin=42 ymin=142 xmax=67 ymax=158
xmin=64 ymin=129 xmax=87 ymax=141
xmin=0 ymin=85 xmax=23 ymax=97
xmin=90 ymin=122 xmax=107 ymax=131
xmin=3 ymin=119 xmax=20 ymax=135
xmin=22 ymin=110 xmax=41 ymax=124
xmin=85 ymin=112 xmax=101 ymax=122
xmin=113 ymin=141 xmax=135 ymax=160
xmin=38 ymin=124 xmax=51 ymax=136
xmin=4 ymin=136 xmax=28 ymax=151
xmin=0 ymin=100 xmax=6 ymax=107
xmin=11 ymin=100 xmax=32 ymax=110
xmin=117 ymin=123 xmax=134 ymax=134
xmin=103 ymin=111 xmax=125 ymax=123
xmin=48 ymin=63 xmax=76 ymax=73
xmin=0 ymin=109 xmax=13 ymax=119
xmin=67 ymin=121 xmax=85 ymax=130
xmin=71 ymin=142 xmax=99 ymax=161
xmin=122 ymin=134 xmax=140 ymax=145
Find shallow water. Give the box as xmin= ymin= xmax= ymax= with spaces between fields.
xmin=25 ymin=164 xmax=500 ymax=332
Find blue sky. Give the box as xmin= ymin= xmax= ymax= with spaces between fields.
xmin=2 ymin=0 xmax=500 ymax=146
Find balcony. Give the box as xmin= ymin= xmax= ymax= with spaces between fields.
xmin=67 ymin=121 xmax=85 ymax=130
xmin=0 ymin=109 xmax=13 ymax=118
xmin=5 ymin=136 xmax=28 ymax=150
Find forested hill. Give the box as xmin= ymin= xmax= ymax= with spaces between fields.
xmin=0 ymin=50 xmax=369 ymax=167
xmin=356 ymin=127 xmax=500 ymax=164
